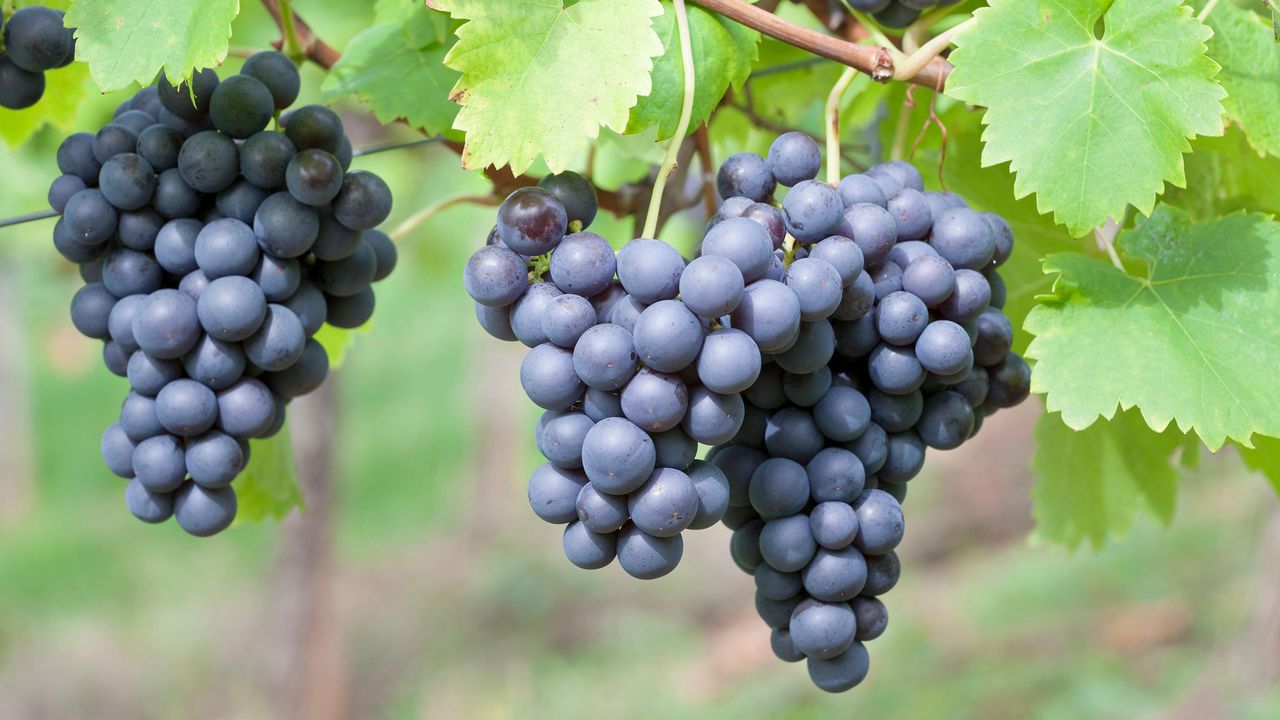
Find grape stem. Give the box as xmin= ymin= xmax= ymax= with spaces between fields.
xmin=824 ymin=66 xmax=860 ymax=186
xmin=894 ymin=18 xmax=975 ymax=82
xmin=687 ymin=0 xmax=952 ymax=89
xmin=641 ymin=0 xmax=697 ymax=240
xmin=1197 ymin=0 xmax=1223 ymax=22
xmin=1094 ymin=219 xmax=1125 ymax=271
xmin=277 ymin=0 xmax=304 ymax=61
xmin=0 ymin=209 xmax=57 ymax=231
xmin=390 ymin=195 xmax=500 ymax=243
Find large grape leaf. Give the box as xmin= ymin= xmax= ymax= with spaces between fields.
xmin=321 ymin=3 xmax=461 ymax=137
xmin=65 ymin=0 xmax=239 ymax=92
xmin=1032 ymin=409 xmax=1183 ymax=550
xmin=427 ymin=0 xmax=664 ymax=174
xmin=1205 ymin=2 xmax=1280 ymax=158
xmin=0 ymin=60 xmax=91 ymax=148
xmin=626 ymin=4 xmax=759 ymax=140
xmin=1168 ymin=129 xmax=1280 ymax=220
xmin=1025 ymin=206 xmax=1280 ymax=451
xmin=235 ymin=429 xmax=303 ymax=523
xmin=946 ymin=0 xmax=1226 ymax=237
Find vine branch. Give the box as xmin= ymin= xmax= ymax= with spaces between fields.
xmin=687 ymin=0 xmax=952 ymax=88
xmin=642 ymin=0 xmax=697 ymax=239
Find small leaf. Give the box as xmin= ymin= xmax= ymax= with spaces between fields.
xmin=627 ymin=3 xmax=759 ymax=140
xmin=1032 ymin=409 xmax=1184 ymax=550
xmin=430 ymin=0 xmax=665 ymax=174
xmin=1240 ymin=435 xmax=1280 ymax=495
xmin=235 ymin=428 xmax=303 ymax=523
xmin=322 ymin=4 xmax=461 ymax=136
xmin=66 ymin=0 xmax=240 ymax=92
xmin=947 ymin=0 xmax=1226 ymax=236
xmin=314 ymin=323 xmax=360 ymax=370
xmin=0 ymin=61 xmax=91 ymax=148
xmin=1026 ymin=206 xmax=1280 ymax=451
xmin=1205 ymin=2 xmax=1280 ymax=157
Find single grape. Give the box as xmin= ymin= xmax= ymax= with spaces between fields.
xmin=616 ymin=237 xmax=686 ymax=304
xmin=562 ymin=522 xmax=617 ymax=570
xmin=863 ymin=550 xmax=900 ymax=595
xmin=155 ymin=378 xmax=218 ymax=436
xmin=717 ymin=152 xmax=776 ymax=202
xmin=985 ymin=353 xmax=1031 ymax=409
xmin=685 ymin=460 xmax=730 ymax=530
xmin=868 ymin=388 xmax=924 ymax=433
xmin=101 ymin=423 xmax=137 ymax=478
xmin=152 ymin=168 xmax=201 ymax=219
xmin=548 ymin=231 xmax=616 ymax=297
xmin=620 ymin=367 xmax=688 ymax=433
xmin=806 ymin=642 xmax=870 ymax=693
xmin=748 ymin=457 xmax=810 ymax=519
xmin=48 ymin=174 xmax=86 ymax=213
xmin=628 ymin=466 xmax=699 ymax=537
xmin=876 ymin=291 xmax=929 ymax=346
xmin=510 ymin=282 xmax=563 ymax=347
xmin=209 ymin=74 xmax=274 ymax=139
xmin=759 ymin=514 xmax=818 ymax=572
xmin=852 ymin=489 xmax=904 ymax=555
xmin=119 ymin=391 xmax=164 ymax=442
xmin=283 ymin=104 xmax=345 ymax=154
xmin=282 ymin=280 xmax=328 ymax=336
xmin=886 ymin=187 xmax=932 ymax=241
xmin=771 ymin=629 xmax=806 ymax=663
xmin=773 ymin=319 xmax=836 ymax=376
xmin=263 ymin=338 xmax=329 ymax=399
xmin=581 ymin=417 xmax=656 ymax=495
xmin=285 ymin=148 xmax=344 ymax=206
xmin=254 ymin=192 xmax=320 ymax=258
xmin=132 ymin=433 xmax=187 ymax=492
xmin=573 ymin=323 xmax=637 ymax=391
xmin=497 ymin=187 xmax=567 ymax=256
xmin=64 ymin=189 xmax=118 ymax=246
xmin=242 ymin=51 xmax=301 ymax=109
xmin=125 ymin=479 xmax=174 ymax=523
xmin=730 ymin=279 xmax=802 ymax=353
xmin=183 ymin=334 xmax=247 ymax=390
xmin=756 ymin=563 xmax=803 ymax=602
xmin=742 ymin=203 xmax=787 ymax=249
xmin=633 ymin=299 xmax=704 ymax=373
xmin=731 ymin=520 xmax=765 ymax=573
xmin=617 ymin=524 xmax=683 ymax=580
xmin=802 ymin=546 xmax=868 ymax=602
xmin=937 ymin=268 xmax=991 ymax=323
xmin=240 ymin=130 xmax=297 ymax=190
xmin=696 ymin=328 xmax=762 ymax=395
xmin=810 ymin=501 xmax=860 ymax=550
xmin=930 ymin=207 xmax=996 ymax=270
xmin=783 ymin=180 xmax=844 ymax=244
xmin=520 ymin=343 xmax=584 ymax=410
xmin=116 ymin=208 xmax=164 ymax=251
xmin=4 ymin=7 xmax=72 ymax=72
xmin=216 ymin=180 xmax=270 ymax=224
xmin=538 ymin=171 xmax=598 ymax=229
xmin=786 ymin=257 xmax=844 ymax=321
xmin=195 ymin=218 xmax=261 ymax=279
xmin=837 ymin=174 xmax=887 ymax=209
xmin=608 ymin=294 xmax=645 ymax=333
xmin=541 ymin=294 xmax=596 ymax=349
xmin=867 ymin=344 xmax=926 ymax=396
xmin=215 ymin=377 xmax=276 ymax=438
xmin=576 ymin=483 xmax=629 ymax=533
xmin=679 ymin=255 xmax=744 ymax=319
xmin=178 ymin=130 xmax=240 ymax=193
xmin=173 ymin=482 xmax=238 ymax=537
xmin=527 ymin=463 xmax=588 ymax=523
xmin=325 ymin=286 xmax=376 ymax=329
xmin=244 ymin=304 xmax=305 ymax=371
xmin=132 ymin=289 xmax=201 ymax=359
xmin=768 ymin=132 xmax=821 ymax=187
xmin=683 ymin=386 xmax=745 ymax=445
xmin=916 ymin=391 xmax=974 ymax=451
xmin=464 ymin=245 xmax=528 ymax=307
xmin=839 ymin=203 xmax=898 ymax=267
xmin=57 ymin=133 xmax=102 ymax=182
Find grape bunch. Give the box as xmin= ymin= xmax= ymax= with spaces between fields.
xmin=50 ymin=52 xmax=396 ymax=536
xmin=843 ymin=0 xmax=963 ymax=28
xmin=465 ymin=127 xmax=1029 ymax=691
xmin=0 ymin=5 xmax=75 ymax=109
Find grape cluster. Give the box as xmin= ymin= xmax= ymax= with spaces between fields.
xmin=843 ymin=0 xmax=963 ymax=28
xmin=466 ymin=128 xmax=1029 ymax=691
xmin=0 ymin=5 xmax=75 ymax=109
xmin=50 ymin=52 xmax=396 ymax=536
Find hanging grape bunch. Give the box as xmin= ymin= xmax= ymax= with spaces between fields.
xmin=0 ymin=5 xmax=76 ymax=109
xmin=51 ymin=51 xmax=396 ymax=536
xmin=463 ymin=126 xmax=1029 ymax=692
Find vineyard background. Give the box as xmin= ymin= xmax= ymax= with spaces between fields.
xmin=1 ymin=0 xmax=1279 ymax=718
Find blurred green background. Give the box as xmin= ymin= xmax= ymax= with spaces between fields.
xmin=1 ymin=2 xmax=1279 ymax=719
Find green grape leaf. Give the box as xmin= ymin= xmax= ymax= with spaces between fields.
xmin=1026 ymin=206 xmax=1280 ymax=451
xmin=946 ymin=0 xmax=1226 ymax=237
xmin=626 ymin=3 xmax=759 ymax=140
xmin=1240 ymin=435 xmax=1280 ymax=495
xmin=65 ymin=0 xmax=240 ymax=92
xmin=321 ymin=3 xmax=461 ymax=136
xmin=936 ymin=108 xmax=1084 ymax=354
xmin=1169 ymin=129 xmax=1280 ymax=219
xmin=0 ymin=60 xmax=91 ymax=148
xmin=315 ymin=323 xmax=363 ymax=370
xmin=235 ymin=428 xmax=303 ymax=523
xmin=1032 ymin=409 xmax=1183 ymax=550
xmin=428 ymin=0 xmax=664 ymax=174
xmin=1205 ymin=3 xmax=1280 ymax=158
